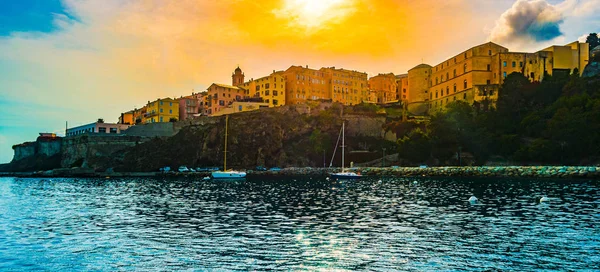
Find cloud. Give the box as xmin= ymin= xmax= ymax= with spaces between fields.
xmin=489 ymin=0 xmax=564 ymax=46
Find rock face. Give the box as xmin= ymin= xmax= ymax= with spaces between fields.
xmin=61 ymin=134 xmax=146 ymax=170
xmin=1 ymin=136 xmax=62 ymax=172
xmin=119 ymin=105 xmax=391 ymax=172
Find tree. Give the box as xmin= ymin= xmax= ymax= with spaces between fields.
xmin=97 ymin=118 xmax=104 ymax=123
xmin=586 ymin=33 xmax=599 ymax=52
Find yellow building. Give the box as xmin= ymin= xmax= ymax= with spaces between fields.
xmin=143 ymin=98 xmax=179 ymax=123
xmin=368 ymin=73 xmax=397 ymax=104
xmin=406 ymin=64 xmax=432 ymax=114
xmin=211 ymin=101 xmax=270 ymax=116
xmin=541 ymin=41 xmax=589 ymax=74
xmin=416 ymin=41 xmax=588 ymax=113
xmin=240 ymin=71 xmax=286 ymax=107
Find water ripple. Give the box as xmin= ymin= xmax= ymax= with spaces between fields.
xmin=0 ymin=177 xmax=599 ymax=270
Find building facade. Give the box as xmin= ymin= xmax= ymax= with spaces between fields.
xmin=66 ymin=121 xmax=130 ymax=136
xmin=206 ymin=83 xmax=247 ymax=115
xmin=211 ymin=101 xmax=270 ymax=116
xmin=368 ymin=73 xmax=398 ymax=104
xmin=240 ymin=71 xmax=286 ymax=107
xmin=404 ymin=41 xmax=589 ymax=113
xmin=321 ymin=67 xmax=369 ymax=105
xmin=144 ymin=98 xmax=180 ymax=123
xmin=282 ymin=65 xmax=331 ymax=105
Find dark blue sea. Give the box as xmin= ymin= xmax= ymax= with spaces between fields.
xmin=0 ymin=176 xmax=599 ymax=271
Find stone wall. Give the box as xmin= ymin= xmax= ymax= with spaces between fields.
xmin=61 ymin=134 xmax=146 ymax=169
xmin=122 ymin=122 xmax=177 ymax=137
xmin=345 ymin=115 xmax=386 ymax=138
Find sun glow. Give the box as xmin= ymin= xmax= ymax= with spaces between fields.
xmin=274 ymin=0 xmax=355 ymax=30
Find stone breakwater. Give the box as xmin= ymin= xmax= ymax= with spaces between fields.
xmin=1 ymin=166 xmax=598 ymax=179
xmin=256 ymin=166 xmax=600 ymax=179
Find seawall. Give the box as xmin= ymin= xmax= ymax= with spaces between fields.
xmin=2 ymin=166 xmax=598 ymax=179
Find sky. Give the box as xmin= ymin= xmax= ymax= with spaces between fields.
xmin=0 ymin=0 xmax=599 ymax=163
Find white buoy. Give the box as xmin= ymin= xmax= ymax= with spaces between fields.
xmin=468 ymin=196 xmax=478 ymax=203
xmin=378 ymin=179 xmax=382 ymax=183
xmin=540 ymin=196 xmax=549 ymax=203
xmin=326 ymin=177 xmax=330 ymax=181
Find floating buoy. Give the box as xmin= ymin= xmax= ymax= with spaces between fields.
xmin=326 ymin=177 xmax=330 ymax=181
xmin=468 ymin=196 xmax=478 ymax=203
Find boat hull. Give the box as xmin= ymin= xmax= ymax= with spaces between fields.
xmin=330 ymin=172 xmax=361 ymax=179
xmin=211 ymin=171 xmax=247 ymax=179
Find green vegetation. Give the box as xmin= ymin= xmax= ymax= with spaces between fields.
xmin=396 ymin=72 xmax=600 ymax=166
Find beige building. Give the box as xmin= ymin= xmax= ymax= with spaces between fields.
xmin=403 ymin=41 xmax=589 ymax=114
xmin=368 ymin=73 xmax=398 ymax=104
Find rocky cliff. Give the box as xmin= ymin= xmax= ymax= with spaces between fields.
xmin=118 ymin=104 xmax=393 ymax=172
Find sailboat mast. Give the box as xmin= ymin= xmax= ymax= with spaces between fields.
xmin=342 ymin=121 xmax=345 ymax=173
xmin=224 ymin=114 xmax=228 ymax=171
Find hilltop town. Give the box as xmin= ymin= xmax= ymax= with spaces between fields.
xmin=2 ymin=38 xmax=599 ymax=174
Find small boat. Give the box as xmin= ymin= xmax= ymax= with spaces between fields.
xmin=330 ymin=120 xmax=361 ymax=180
xmin=212 ymin=114 xmax=247 ymax=179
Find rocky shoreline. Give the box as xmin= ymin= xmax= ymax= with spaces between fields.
xmin=1 ymin=166 xmax=598 ymax=179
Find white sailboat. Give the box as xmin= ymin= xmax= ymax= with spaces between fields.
xmin=330 ymin=120 xmax=361 ymax=179
xmin=211 ymin=114 xmax=246 ymax=179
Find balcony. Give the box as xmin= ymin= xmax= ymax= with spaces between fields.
xmin=144 ymin=111 xmax=158 ymax=118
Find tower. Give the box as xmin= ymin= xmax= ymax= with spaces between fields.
xmin=232 ymin=66 xmax=244 ymax=86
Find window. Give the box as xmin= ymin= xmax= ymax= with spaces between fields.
xmin=169 ymin=102 xmax=172 ymax=106
xmin=453 ymin=96 xmax=456 ymax=101
xmin=464 ymin=80 xmax=467 ymax=89
xmin=265 ymin=90 xmax=270 ymax=96
xmin=273 ymin=99 xmax=278 ymax=106
xmin=256 ymin=86 xmax=260 ymax=91
xmin=530 ymin=72 xmax=535 ymax=79
xmin=435 ymin=91 xmax=438 ymax=98
xmin=403 ymin=88 xmax=406 ymax=93
xmin=239 ymin=105 xmax=243 ymax=111
xmin=503 ymin=72 xmax=507 ymax=78
xmin=503 ymin=61 xmax=507 ymax=67
xmin=99 ymin=127 xmax=107 ymax=133
xmin=463 ymin=63 xmax=467 ymax=73
xmin=436 ymin=77 xmax=438 ymax=84
xmin=446 ymin=73 xmax=449 ymax=80
xmin=464 ymin=52 xmax=467 ymax=58
xmin=519 ymin=61 xmax=523 ymax=67
xmin=273 ymin=90 xmax=278 ymax=96
xmin=488 ymin=50 xmax=492 ymax=55
xmin=453 ymin=69 xmax=456 ymax=77
xmin=446 ymin=87 xmax=449 ymax=95
xmin=453 ymin=83 xmax=457 ymax=92
xmin=486 ymin=80 xmax=491 ymax=85
xmin=512 ymin=61 xmax=516 ymax=68
xmin=487 ymin=64 xmax=490 ymax=71
xmin=160 ymin=117 xmax=163 ymax=122
xmin=160 ymin=101 xmax=163 ymax=105
xmin=219 ymin=100 xmax=225 ymax=106
xmin=160 ymin=108 xmax=163 ymax=113
xmin=169 ymin=109 xmax=172 ymax=114
xmin=463 ymin=93 xmax=467 ymax=99
xmin=265 ymin=83 xmax=270 ymax=89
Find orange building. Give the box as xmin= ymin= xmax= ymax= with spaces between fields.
xmin=282 ymin=65 xmax=330 ymax=105
xmin=395 ymin=74 xmax=409 ymax=101
xmin=206 ymin=83 xmax=247 ymax=116
xmin=368 ymin=73 xmax=398 ymax=104
xmin=240 ymin=71 xmax=286 ymax=107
